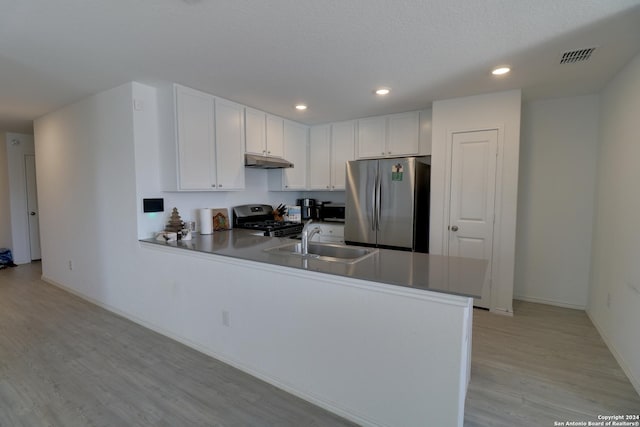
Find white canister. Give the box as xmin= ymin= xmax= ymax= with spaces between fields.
xmin=198 ymin=208 xmax=213 ymax=234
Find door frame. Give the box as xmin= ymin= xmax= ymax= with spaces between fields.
xmin=442 ymin=125 xmax=505 ymax=312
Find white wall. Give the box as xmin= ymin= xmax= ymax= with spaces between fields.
xmin=588 ymin=52 xmax=640 ymax=394
xmin=5 ymin=132 xmax=35 ymax=263
xmin=430 ymin=90 xmax=521 ymax=314
xmin=515 ymin=96 xmax=599 ymax=309
xmin=0 ymin=131 xmax=11 ymax=249
xmin=35 ymin=83 xmax=138 ymax=296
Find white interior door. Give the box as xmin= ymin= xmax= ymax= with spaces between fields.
xmin=448 ymin=130 xmax=498 ymax=308
xmin=25 ymin=154 xmax=41 ymax=260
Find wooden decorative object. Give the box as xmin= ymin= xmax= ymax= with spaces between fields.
xmin=165 ymin=207 xmax=184 ymax=232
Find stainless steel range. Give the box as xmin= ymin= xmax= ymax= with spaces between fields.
xmin=232 ymin=204 xmax=303 ymax=237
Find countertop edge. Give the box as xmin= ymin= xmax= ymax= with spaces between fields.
xmin=139 ymin=240 xmax=475 ymax=306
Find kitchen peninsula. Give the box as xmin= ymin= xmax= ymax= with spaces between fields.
xmin=140 ymin=230 xmax=486 ymax=427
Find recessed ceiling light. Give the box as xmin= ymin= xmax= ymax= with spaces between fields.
xmin=375 ymin=88 xmax=390 ymax=95
xmin=295 ymin=104 xmax=307 ymax=111
xmin=492 ymin=67 xmax=511 ymax=76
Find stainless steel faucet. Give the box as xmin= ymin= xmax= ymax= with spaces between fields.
xmin=301 ymin=219 xmax=322 ymax=256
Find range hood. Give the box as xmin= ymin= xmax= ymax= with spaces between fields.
xmin=244 ymin=153 xmax=294 ymax=169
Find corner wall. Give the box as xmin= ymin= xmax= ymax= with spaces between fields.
xmin=515 ymin=96 xmax=599 ymax=309
xmin=588 ymin=52 xmax=640 ymax=393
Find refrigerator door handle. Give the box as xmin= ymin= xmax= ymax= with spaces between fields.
xmin=376 ymin=171 xmax=382 ymax=231
xmin=370 ymin=172 xmax=377 ymax=231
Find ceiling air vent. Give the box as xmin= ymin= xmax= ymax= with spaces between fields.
xmin=560 ymin=47 xmax=596 ymax=64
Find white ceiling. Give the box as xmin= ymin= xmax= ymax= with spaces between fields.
xmin=1 ymin=0 xmax=640 ymax=134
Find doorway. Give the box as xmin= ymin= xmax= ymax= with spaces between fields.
xmin=6 ymin=133 xmax=39 ymax=264
xmin=447 ymin=129 xmax=498 ymax=309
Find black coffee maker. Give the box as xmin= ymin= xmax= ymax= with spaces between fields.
xmin=296 ymin=198 xmax=317 ymax=220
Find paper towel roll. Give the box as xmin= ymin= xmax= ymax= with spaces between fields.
xmin=198 ymin=208 xmax=213 ymax=234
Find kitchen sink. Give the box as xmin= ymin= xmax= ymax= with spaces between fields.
xmin=264 ymin=241 xmax=377 ymax=263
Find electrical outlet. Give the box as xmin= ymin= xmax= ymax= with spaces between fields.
xmin=68 ymin=260 xmax=73 ymax=271
xmin=222 ymin=310 xmax=230 ymax=327
xmin=606 ymin=292 xmax=611 ymax=308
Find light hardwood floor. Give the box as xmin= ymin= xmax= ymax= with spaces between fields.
xmin=465 ymin=301 xmax=640 ymax=426
xmin=1 ymin=263 xmax=638 ymax=426
xmin=0 ymin=263 xmax=355 ymax=427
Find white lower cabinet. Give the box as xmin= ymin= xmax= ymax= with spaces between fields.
xmin=310 ymin=223 xmax=345 ymax=244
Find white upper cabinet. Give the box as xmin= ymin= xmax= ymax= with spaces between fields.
xmin=356 ymin=111 xmax=419 ymax=159
xmin=281 ymin=120 xmax=308 ymax=190
xmin=214 ymin=98 xmax=245 ymax=190
xmin=331 ymin=120 xmax=356 ymax=190
xmin=307 ymin=121 xmax=355 ymax=191
xmin=246 ymin=108 xmax=285 ymax=158
xmin=244 ymin=107 xmax=267 ymax=156
xmin=158 ymin=84 xmax=244 ymax=191
xmin=387 ymin=112 xmax=419 ymax=156
xmin=357 ymin=116 xmax=386 ymax=158
xmin=308 ymin=125 xmax=331 ymax=190
xmin=175 ymin=85 xmax=216 ymax=190
xmin=265 ymin=114 xmax=285 ymax=158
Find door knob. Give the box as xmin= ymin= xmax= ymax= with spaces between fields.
xmin=30 ymin=212 xmax=36 ymax=216
xmin=450 ymin=225 xmax=458 ymax=231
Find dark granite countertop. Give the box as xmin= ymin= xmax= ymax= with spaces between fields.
xmin=140 ymin=230 xmax=486 ymax=299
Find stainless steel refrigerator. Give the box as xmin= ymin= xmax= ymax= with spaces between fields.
xmin=345 ymin=157 xmax=430 ymax=252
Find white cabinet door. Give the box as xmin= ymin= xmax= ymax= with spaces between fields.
xmin=245 ymin=107 xmax=266 ymax=155
xmin=331 ymin=121 xmax=355 ymax=190
xmin=309 ymin=125 xmax=331 ymax=190
xmin=312 ymin=223 xmax=345 ymax=244
xmin=282 ymin=120 xmax=308 ymax=190
xmin=175 ymin=85 xmax=216 ymax=190
xmin=266 ymin=114 xmax=285 ymax=158
xmin=387 ymin=111 xmax=419 ymax=156
xmin=214 ymin=98 xmax=245 ymax=190
xmin=357 ymin=116 xmax=386 ymax=159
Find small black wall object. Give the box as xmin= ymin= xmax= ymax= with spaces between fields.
xmin=143 ymin=198 xmax=164 ymax=213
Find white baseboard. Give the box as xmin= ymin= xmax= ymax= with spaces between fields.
xmin=586 ymin=310 xmax=640 ymax=397
xmin=513 ymin=295 xmax=586 ymax=310
xmin=40 ymin=275 xmax=378 ymax=427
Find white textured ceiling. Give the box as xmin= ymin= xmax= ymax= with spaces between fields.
xmin=1 ymin=0 xmax=640 ymax=133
